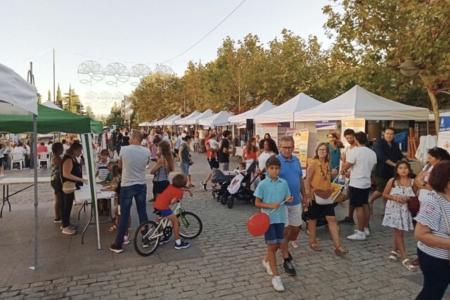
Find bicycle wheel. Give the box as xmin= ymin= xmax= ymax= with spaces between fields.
xmin=178 ymin=211 xmax=203 ymax=239
xmin=133 ymin=221 xmax=160 ymax=256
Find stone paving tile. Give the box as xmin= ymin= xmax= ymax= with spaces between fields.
xmin=1 ymin=153 xmax=448 ymax=299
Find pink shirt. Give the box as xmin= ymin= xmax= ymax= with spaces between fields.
xmin=37 ymin=144 xmax=48 ymax=154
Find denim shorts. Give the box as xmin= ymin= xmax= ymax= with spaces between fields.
xmin=155 ymin=208 xmax=173 ymax=217
xmin=264 ymin=223 xmax=285 ymax=245
xmin=181 ymin=162 xmax=190 ymax=176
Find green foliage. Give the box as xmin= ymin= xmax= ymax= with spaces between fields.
xmin=63 ymin=87 xmax=82 ymax=114
xmin=56 ymin=85 xmax=63 ymax=108
xmin=105 ymin=103 xmax=124 ymax=127
xmin=131 ymin=2 xmax=449 ymax=124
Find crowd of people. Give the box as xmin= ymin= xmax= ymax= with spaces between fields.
xmin=2 ymin=124 xmax=448 ymax=298
xmin=241 ymin=128 xmax=449 ymax=297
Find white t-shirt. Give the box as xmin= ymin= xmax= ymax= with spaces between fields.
xmin=346 ymin=146 xmax=377 ymax=189
xmin=119 ymin=145 xmax=151 ymax=187
xmin=208 ymin=139 xmax=219 ymax=151
xmin=258 ymin=151 xmax=275 ymax=171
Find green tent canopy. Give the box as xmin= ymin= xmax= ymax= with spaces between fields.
xmin=0 ymin=104 xmax=102 ymax=134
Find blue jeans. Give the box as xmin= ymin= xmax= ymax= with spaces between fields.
xmin=181 ymin=161 xmax=190 ymax=176
xmin=114 ymin=184 xmax=148 ymax=247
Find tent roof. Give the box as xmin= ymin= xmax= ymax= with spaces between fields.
xmin=228 ymin=100 xmax=276 ymax=124
xmin=294 ymin=85 xmax=429 ymax=121
xmin=254 ymin=93 xmax=321 ymax=123
xmin=41 ymin=101 xmax=62 ymax=110
xmin=155 ymin=115 xmax=173 ymax=126
xmin=175 ymin=111 xmax=201 ymax=125
xmin=0 ymin=63 xmax=38 ymax=115
xmin=0 ymin=104 xmax=101 ymax=134
xmin=192 ymin=109 xmax=214 ymax=124
xmin=161 ymin=114 xmax=181 ymax=126
xmin=198 ymin=111 xmax=233 ymax=127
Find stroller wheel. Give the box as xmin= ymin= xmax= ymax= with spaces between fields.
xmin=227 ymin=196 xmax=234 ymax=209
xmin=220 ymin=194 xmax=227 ymax=205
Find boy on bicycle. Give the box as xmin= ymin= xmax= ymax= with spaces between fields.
xmin=153 ymin=174 xmax=192 ymax=249
xmin=254 ymin=156 xmax=292 ymax=292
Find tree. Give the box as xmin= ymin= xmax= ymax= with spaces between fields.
xmin=63 ymin=86 xmax=82 ymax=114
xmin=47 ymin=90 xmax=51 ymax=102
xmin=84 ymin=105 xmax=95 ymax=119
xmin=105 ymin=103 xmax=124 ymax=127
xmin=323 ymin=0 xmax=450 ymax=132
xmin=56 ymin=85 xmax=63 ymax=108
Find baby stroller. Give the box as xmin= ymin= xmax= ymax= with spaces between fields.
xmin=211 ymin=169 xmax=236 ymax=204
xmin=225 ymin=160 xmax=259 ymax=209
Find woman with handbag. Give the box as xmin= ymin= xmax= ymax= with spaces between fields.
xmin=304 ymin=143 xmax=347 ymax=256
xmin=414 ymin=147 xmax=450 ymax=205
xmin=381 ymin=161 xmax=417 ymax=271
xmin=61 ymin=143 xmax=85 ymax=235
xmin=414 ymin=161 xmax=450 ymax=300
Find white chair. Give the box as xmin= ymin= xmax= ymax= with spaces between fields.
xmin=10 ymin=153 xmax=24 ymax=170
xmin=37 ymin=152 xmax=51 ymax=169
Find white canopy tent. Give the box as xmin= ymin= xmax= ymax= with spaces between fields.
xmin=138 ymin=121 xmax=153 ymax=127
xmin=175 ymin=110 xmax=201 ymax=125
xmin=295 ymin=85 xmax=429 ymax=121
xmin=41 ymin=101 xmax=62 ymax=111
xmin=192 ymin=109 xmax=214 ymax=125
xmin=198 ymin=111 xmax=234 ymax=127
xmin=0 ymin=63 xmax=38 ymax=269
xmin=254 ymin=93 xmax=322 ymax=124
xmin=228 ymin=100 xmax=276 ymax=124
xmin=156 ymin=115 xmax=174 ymax=126
xmin=161 ymin=114 xmax=181 ymax=126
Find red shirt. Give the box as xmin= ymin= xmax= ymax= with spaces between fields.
xmin=154 ymin=185 xmax=184 ymax=210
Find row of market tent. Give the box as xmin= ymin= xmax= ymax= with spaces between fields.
xmin=141 ymin=85 xmax=430 ymax=128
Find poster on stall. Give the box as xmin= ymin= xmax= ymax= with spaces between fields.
xmin=341 ymin=119 xmax=365 ymax=147
xmin=438 ymin=116 xmax=450 ymax=153
xmin=293 ymin=130 xmax=309 ymax=167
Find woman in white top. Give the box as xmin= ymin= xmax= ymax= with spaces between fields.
xmin=414 ymin=161 xmax=450 ymax=300
xmin=257 ymin=139 xmax=276 ymax=173
xmin=414 ymin=147 xmax=450 ymax=204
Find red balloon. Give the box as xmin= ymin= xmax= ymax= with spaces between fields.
xmin=247 ymin=212 xmax=270 ymax=236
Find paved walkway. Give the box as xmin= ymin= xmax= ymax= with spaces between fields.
xmin=0 ymin=153 xmax=446 ymax=299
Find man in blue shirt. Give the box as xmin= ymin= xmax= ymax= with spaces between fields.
xmin=277 ymin=135 xmax=304 ymax=276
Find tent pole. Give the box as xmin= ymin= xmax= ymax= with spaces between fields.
xmin=31 ymin=114 xmax=38 ymax=270
xmin=83 ymin=134 xmax=101 ymax=249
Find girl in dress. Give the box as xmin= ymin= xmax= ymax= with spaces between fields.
xmin=150 ymin=141 xmax=175 ymax=200
xmin=382 ymin=161 xmax=417 ymax=271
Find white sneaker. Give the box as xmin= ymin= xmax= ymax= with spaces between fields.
xmin=290 ymin=241 xmax=299 ymax=249
xmin=364 ymin=227 xmax=371 ymax=236
xmin=61 ymin=226 xmax=76 ymax=235
xmin=123 ymin=235 xmax=130 ymax=245
xmin=262 ymin=259 xmax=273 ymax=276
xmin=271 ymin=276 xmax=285 ymax=292
xmin=347 ymin=230 xmax=366 ymax=241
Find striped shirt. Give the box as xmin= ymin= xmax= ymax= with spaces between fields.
xmin=96 ymin=161 xmax=110 ymax=182
xmin=415 ymin=191 xmax=450 ymax=260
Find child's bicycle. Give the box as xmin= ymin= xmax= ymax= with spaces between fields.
xmin=133 ymin=201 xmax=202 ymax=256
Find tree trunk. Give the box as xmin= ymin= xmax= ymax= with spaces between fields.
xmin=426 ymin=86 xmax=440 ymax=135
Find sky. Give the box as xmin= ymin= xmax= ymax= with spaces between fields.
xmin=0 ymin=0 xmax=333 ymax=116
